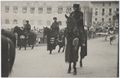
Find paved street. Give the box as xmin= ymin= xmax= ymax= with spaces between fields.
xmin=9 ymin=37 xmax=118 ymax=77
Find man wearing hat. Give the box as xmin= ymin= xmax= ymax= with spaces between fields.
xmin=51 ymin=17 xmax=59 ymax=35
xmin=24 ymin=20 xmax=31 ymax=33
xmin=70 ymin=4 xmax=85 ymax=46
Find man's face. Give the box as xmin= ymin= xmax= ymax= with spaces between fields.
xmin=73 ymin=7 xmax=77 ymax=11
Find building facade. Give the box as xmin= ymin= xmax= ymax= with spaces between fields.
xmin=91 ymin=1 xmax=119 ymax=27
xmin=1 ymin=1 xmax=91 ymax=29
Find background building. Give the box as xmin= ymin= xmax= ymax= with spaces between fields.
xmin=1 ymin=1 xmax=91 ymax=29
xmin=91 ymin=1 xmax=119 ymax=27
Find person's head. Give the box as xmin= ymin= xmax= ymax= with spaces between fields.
xmin=73 ymin=4 xmax=80 ymax=11
xmin=26 ymin=20 xmax=29 ymax=24
xmin=53 ymin=17 xmax=57 ymax=21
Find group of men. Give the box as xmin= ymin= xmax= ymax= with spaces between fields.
xmin=24 ymin=4 xmax=85 ymax=45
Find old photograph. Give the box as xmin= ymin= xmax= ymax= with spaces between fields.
xmin=1 ymin=1 xmax=119 ymax=77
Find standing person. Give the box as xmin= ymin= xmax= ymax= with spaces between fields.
xmin=69 ymin=4 xmax=85 ymax=46
xmin=24 ymin=20 xmax=31 ymax=33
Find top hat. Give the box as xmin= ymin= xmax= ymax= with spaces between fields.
xmin=73 ymin=4 xmax=80 ymax=8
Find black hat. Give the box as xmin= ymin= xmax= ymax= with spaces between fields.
xmin=26 ymin=20 xmax=29 ymax=22
xmin=73 ymin=4 xmax=80 ymax=8
xmin=53 ymin=17 xmax=57 ymax=20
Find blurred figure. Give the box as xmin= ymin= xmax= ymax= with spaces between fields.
xmin=24 ymin=20 xmax=31 ymax=33
xmin=51 ymin=17 xmax=59 ymax=35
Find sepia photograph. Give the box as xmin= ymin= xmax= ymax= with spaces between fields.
xmin=1 ymin=0 xmax=119 ymax=77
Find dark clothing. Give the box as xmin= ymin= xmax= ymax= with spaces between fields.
xmin=24 ymin=23 xmax=31 ymax=33
xmin=70 ymin=10 xmax=84 ymax=33
xmin=51 ymin=21 xmax=59 ymax=35
xmin=70 ymin=10 xmax=85 ymax=45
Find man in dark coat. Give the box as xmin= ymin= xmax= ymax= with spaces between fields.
xmin=51 ymin=17 xmax=59 ymax=36
xmin=51 ymin=17 xmax=60 ymax=46
xmin=70 ymin=4 xmax=85 ymax=46
xmin=24 ymin=20 xmax=31 ymax=33
xmin=70 ymin=4 xmax=87 ymax=60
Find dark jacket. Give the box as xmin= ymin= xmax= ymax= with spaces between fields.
xmin=51 ymin=21 xmax=59 ymax=33
xmin=70 ymin=10 xmax=84 ymax=33
xmin=70 ymin=10 xmax=85 ymax=44
xmin=24 ymin=23 xmax=31 ymax=32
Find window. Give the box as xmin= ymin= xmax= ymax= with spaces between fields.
xmin=13 ymin=6 xmax=18 ymax=13
xmin=47 ymin=20 xmax=51 ymax=25
xmin=47 ymin=7 xmax=52 ymax=14
xmin=13 ymin=19 xmax=18 ymax=24
xmin=30 ymin=7 xmax=35 ymax=14
xmin=102 ymin=8 xmax=105 ymax=16
xmin=102 ymin=18 xmax=104 ymax=22
xmin=95 ymin=11 xmax=98 ymax=16
xmin=58 ymin=7 xmax=63 ymax=14
xmin=38 ymin=7 xmax=43 ymax=14
xmin=109 ymin=18 xmax=111 ymax=22
xmin=5 ymin=6 xmax=9 ymax=13
xmin=22 ymin=7 xmax=27 ymax=13
xmin=95 ymin=18 xmax=97 ymax=21
xmin=109 ymin=8 xmax=112 ymax=16
xmin=66 ymin=7 xmax=72 ymax=14
xmin=5 ymin=19 xmax=10 ymax=24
